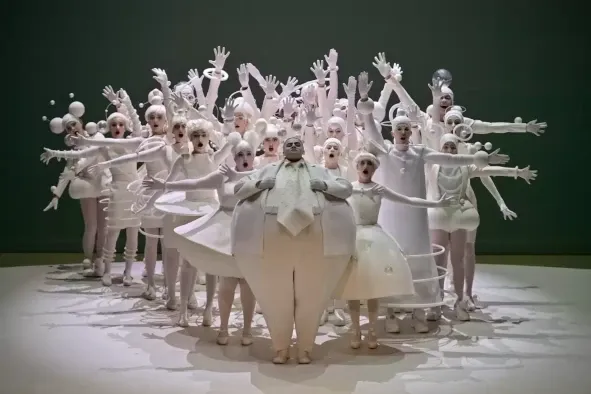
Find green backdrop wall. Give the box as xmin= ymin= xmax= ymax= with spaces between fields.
xmin=2 ymin=0 xmax=588 ymax=254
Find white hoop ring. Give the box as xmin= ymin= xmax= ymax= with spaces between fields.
xmin=453 ymin=123 xmax=474 ymax=142
xmin=388 ymin=103 xmax=402 ymax=123
xmin=383 ymin=289 xmax=457 ymax=309
xmin=203 ymin=68 xmax=229 ymax=81
xmin=405 ymin=243 xmax=445 ymax=260
xmin=139 ymin=227 xmax=164 ymax=239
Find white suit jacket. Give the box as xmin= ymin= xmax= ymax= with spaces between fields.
xmin=230 ymin=160 xmax=356 ymax=257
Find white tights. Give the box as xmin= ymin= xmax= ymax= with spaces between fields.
xmin=431 ymin=229 xmax=467 ymax=301
xmin=103 ymin=227 xmax=139 ymax=277
xmin=217 ymin=277 xmax=255 ymax=334
xmin=80 ymin=198 xmax=107 ymax=261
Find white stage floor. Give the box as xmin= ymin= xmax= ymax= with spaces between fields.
xmin=1 ymin=262 xmax=591 ymax=394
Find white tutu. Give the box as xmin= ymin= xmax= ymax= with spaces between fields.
xmin=128 ymin=174 xmax=166 ymax=229
xmin=333 ymin=224 xmax=414 ymax=301
xmin=173 ymin=209 xmax=242 ymax=278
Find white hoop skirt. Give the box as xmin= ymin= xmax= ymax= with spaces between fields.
xmin=128 ymin=173 xmax=166 ymax=229
xmin=173 ymin=209 xmax=243 ymax=278
xmin=333 ymin=224 xmax=414 ymax=301
xmin=105 ymin=181 xmax=141 ymax=230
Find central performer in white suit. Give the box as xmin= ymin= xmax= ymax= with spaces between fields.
xmin=231 ymin=136 xmax=356 ymax=365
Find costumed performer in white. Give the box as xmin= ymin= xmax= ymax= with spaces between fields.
xmin=427 ymin=133 xmax=537 ymax=320
xmin=143 ymin=140 xmax=258 ymax=344
xmin=231 ymin=136 xmax=356 ymax=364
xmin=436 ymin=103 xmax=520 ymax=312
xmin=42 ymin=92 xmax=142 ymax=286
xmin=153 ymin=117 xmax=239 ymax=326
xmin=334 ymin=151 xmax=456 ymax=348
xmin=355 ymin=72 xmax=510 ymax=333
xmin=42 ymin=101 xmax=111 ymax=272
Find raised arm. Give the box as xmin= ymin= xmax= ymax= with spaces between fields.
xmin=260 ymin=75 xmax=280 ymax=120
xmin=187 ymin=69 xmax=207 ymax=107
xmin=152 ymin=68 xmax=175 ymax=123
xmin=72 ymin=134 xmax=144 ymax=149
xmin=41 ymin=146 xmax=102 ymax=162
xmin=311 ymin=60 xmax=330 ymax=127
xmin=98 ymin=139 xmax=167 ymax=168
xmin=470 ymin=165 xmax=537 ymax=185
xmin=343 ymin=76 xmax=358 ymax=152
xmin=162 ymin=169 xmax=225 ymax=192
xmin=467 ymin=117 xmax=547 ymax=136
xmin=302 ymin=110 xmax=321 ymax=164
xmin=356 ymin=73 xmax=386 ymax=149
xmin=204 ymin=46 xmax=230 ymax=118
xmin=423 ymin=146 xmax=509 ymax=168
xmin=119 ymin=90 xmax=143 ymax=137
xmin=325 ymin=49 xmax=339 ymax=111
xmin=237 ymin=64 xmax=262 ymax=120
xmin=372 ymin=53 xmax=422 ymax=115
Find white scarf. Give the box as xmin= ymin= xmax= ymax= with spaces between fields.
xmin=266 ymin=160 xmax=318 ymax=236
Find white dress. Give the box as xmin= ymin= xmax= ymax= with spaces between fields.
xmin=173 ymin=172 xmax=249 ymax=278
xmin=105 ymin=146 xmax=141 ymax=230
xmin=68 ymin=133 xmax=111 ymax=199
xmin=428 ymin=165 xmax=479 ymax=232
xmin=333 ymin=182 xmax=414 ymax=300
xmin=372 ymin=145 xmax=441 ymax=307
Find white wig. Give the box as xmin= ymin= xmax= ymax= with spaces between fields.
xmin=443 ymin=105 xmax=464 ymax=123
xmin=327 ymin=116 xmax=346 ymax=131
xmin=323 ymin=137 xmax=342 ymax=150
xmin=187 ymin=119 xmax=214 ymax=136
xmin=232 ymin=139 xmax=253 ymax=157
xmin=234 ymin=97 xmax=254 ymax=118
xmin=106 ymin=112 xmax=129 ymax=128
xmin=144 ymin=90 xmax=166 ymax=121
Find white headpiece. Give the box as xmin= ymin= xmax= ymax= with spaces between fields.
xmin=44 ymin=94 xmax=86 ymax=135
xmin=353 ymin=151 xmax=380 ymax=168
xmin=255 ymin=118 xmax=280 ymax=139
xmin=391 ymin=107 xmax=412 ymax=129
xmin=144 ymin=89 xmax=166 ymax=121
xmin=439 ymin=133 xmax=459 ymax=150
xmin=327 ymin=116 xmax=346 ymax=132
xmin=232 ymin=138 xmax=253 ymax=157
xmin=323 ymin=137 xmax=342 ymax=150
xmin=442 ymin=85 xmax=454 ymax=98
xmin=444 ymin=105 xmax=464 ymax=123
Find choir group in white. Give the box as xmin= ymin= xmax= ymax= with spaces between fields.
xmin=40 ymin=47 xmax=543 ymax=364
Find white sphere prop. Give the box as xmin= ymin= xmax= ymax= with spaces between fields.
xmin=69 ymin=101 xmax=85 ymax=117
xmin=49 ymin=117 xmax=63 ymax=134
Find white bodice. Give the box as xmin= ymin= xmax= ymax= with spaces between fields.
xmin=182 ymin=153 xmax=217 ymax=202
xmin=347 ymin=181 xmax=381 ymax=226
xmin=325 ymin=166 xmax=344 ymax=178
xmin=437 ymin=167 xmax=464 ymax=199
xmin=107 ymin=146 xmax=138 ymax=183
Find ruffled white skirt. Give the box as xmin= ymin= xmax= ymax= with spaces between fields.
xmin=69 ymin=173 xmax=110 ymax=200
xmin=428 ymin=200 xmax=480 ymax=232
xmin=333 ymin=224 xmax=414 ymax=301
xmin=173 ymin=208 xmax=242 ymax=278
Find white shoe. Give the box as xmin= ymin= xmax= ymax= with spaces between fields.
xmin=161 ymin=286 xmax=168 ymax=300
xmin=319 ymin=310 xmax=328 ymax=326
xmin=333 ymin=308 xmax=347 ymax=327
xmin=196 ymin=273 xmax=206 ymax=285
xmin=255 ymin=302 xmax=263 ymax=314
xmin=216 ymin=330 xmax=229 ymax=345
xmin=241 ymin=332 xmax=253 ymax=346
xmin=412 ymin=313 xmax=430 ymax=334
xmin=426 ymin=306 xmax=442 ymax=321
xmin=188 ymin=293 xmax=198 ymax=310
xmin=350 ymin=330 xmax=362 ymax=349
xmin=178 ymin=312 xmax=190 ymax=327
xmin=82 ymin=258 xmax=92 ymax=269
xmin=122 ymin=272 xmax=133 ymax=287
xmin=272 ymin=349 xmax=289 ymax=364
xmin=142 ymin=267 xmax=148 ymax=278
xmin=101 ymin=273 xmax=112 ymax=287
xmin=166 ymin=297 xmax=178 ymax=311
xmin=297 ymin=349 xmax=312 ymax=364
xmin=202 ymin=307 xmax=213 ymax=327
xmin=385 ymin=315 xmax=401 ymax=333
xmin=455 ymin=300 xmax=471 ymax=321
xmin=141 ymin=285 xmax=156 ymax=301
xmin=367 ymin=329 xmax=378 ymax=349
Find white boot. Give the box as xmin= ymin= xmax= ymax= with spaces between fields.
xmin=455 ymin=299 xmax=471 ymax=321
xmin=385 ymin=315 xmax=401 ymax=334
xmin=82 ymin=258 xmax=92 ymax=269
xmin=333 ymin=308 xmax=347 ymax=327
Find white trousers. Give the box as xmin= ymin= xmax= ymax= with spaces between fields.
xmin=237 ymin=215 xmax=350 ymax=352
